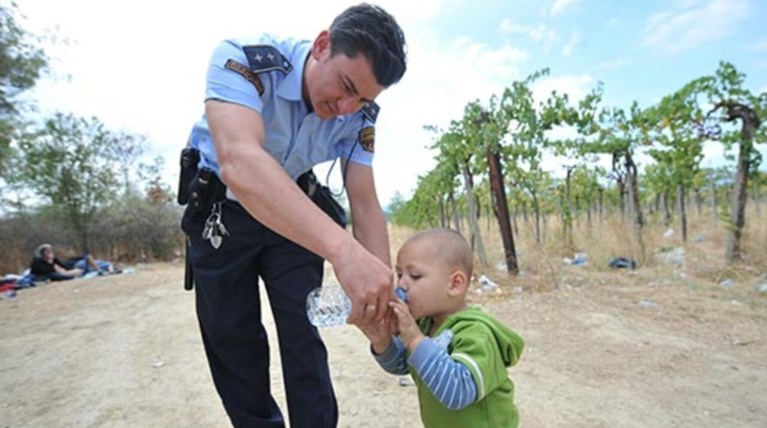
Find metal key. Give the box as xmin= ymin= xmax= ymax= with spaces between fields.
xmin=210 ymin=234 xmax=223 ymax=249
xmin=202 ymin=222 xmax=213 ymax=240
xmin=205 ymin=203 xmax=228 ymax=249
xmin=202 ymin=207 xmax=218 ymax=241
xmin=215 ymin=218 xmax=229 ymax=237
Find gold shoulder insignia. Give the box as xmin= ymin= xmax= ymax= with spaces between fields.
xmin=359 ymin=126 xmax=375 ymax=153
xmin=225 ymin=59 xmax=264 ymax=95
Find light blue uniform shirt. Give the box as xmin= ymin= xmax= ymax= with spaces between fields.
xmin=187 ymin=34 xmax=376 ymax=182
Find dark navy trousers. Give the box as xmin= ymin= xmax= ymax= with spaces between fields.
xmin=182 ymin=199 xmax=338 ymax=428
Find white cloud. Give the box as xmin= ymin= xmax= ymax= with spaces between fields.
xmin=561 ymin=30 xmax=580 ymax=58
xmin=499 ymin=20 xmax=558 ymax=52
xmin=530 ymin=25 xmax=559 ymax=51
xmin=499 ymin=19 xmax=526 ymax=34
xmin=551 ymin=0 xmax=579 ymax=17
xmin=642 ymin=0 xmax=750 ymax=54
xmin=17 ymin=0 xmax=520 ymax=205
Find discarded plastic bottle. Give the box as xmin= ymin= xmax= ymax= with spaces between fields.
xmin=306 ymin=285 xmax=408 ymax=327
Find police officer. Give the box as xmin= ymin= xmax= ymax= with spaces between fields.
xmin=180 ymin=4 xmax=407 ymax=427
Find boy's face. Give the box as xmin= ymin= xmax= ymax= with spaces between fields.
xmin=395 ymin=239 xmax=454 ymax=320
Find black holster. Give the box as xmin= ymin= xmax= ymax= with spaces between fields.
xmin=297 ymin=170 xmax=348 ymax=228
xmin=177 ymin=147 xmax=200 ymax=205
xmin=178 ymin=147 xmax=200 ymax=291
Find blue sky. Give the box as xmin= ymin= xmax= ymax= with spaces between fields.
xmin=13 ymin=0 xmax=767 ymax=205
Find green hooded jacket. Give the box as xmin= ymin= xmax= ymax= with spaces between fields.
xmin=412 ymin=307 xmax=524 ymax=428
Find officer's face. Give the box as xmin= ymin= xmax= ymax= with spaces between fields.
xmin=306 ymin=31 xmax=383 ymax=119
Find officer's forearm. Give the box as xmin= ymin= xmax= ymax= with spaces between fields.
xmin=208 ymin=100 xmax=353 ymax=262
xmin=351 ymin=205 xmax=390 ymax=267
xmin=220 ymin=148 xmax=351 ymax=263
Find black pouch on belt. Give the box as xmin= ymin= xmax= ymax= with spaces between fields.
xmin=297 ymin=170 xmax=348 ymax=228
xmin=187 ymin=168 xmax=227 ymax=214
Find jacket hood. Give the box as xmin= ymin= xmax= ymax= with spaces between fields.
xmin=441 ymin=307 xmax=524 ymax=367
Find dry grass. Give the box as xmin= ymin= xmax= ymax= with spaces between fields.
xmin=390 ymin=205 xmax=767 ymax=300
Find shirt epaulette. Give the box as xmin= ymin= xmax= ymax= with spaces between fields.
xmin=242 ymin=45 xmax=293 ymax=74
xmin=361 ymin=102 xmax=380 ymax=124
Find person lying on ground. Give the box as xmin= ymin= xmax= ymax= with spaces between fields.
xmin=29 ymin=243 xmax=113 ymax=282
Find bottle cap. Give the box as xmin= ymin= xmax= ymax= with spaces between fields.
xmin=395 ymin=287 xmax=408 ymax=303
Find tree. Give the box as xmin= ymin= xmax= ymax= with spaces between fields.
xmin=697 ymin=62 xmax=765 ymax=262
xmin=586 ymin=102 xmax=649 ymax=262
xmin=10 ymin=113 xmax=122 ymax=251
xmin=431 ymin=120 xmax=489 ymax=269
xmin=0 ymin=1 xmax=49 ymax=162
xmin=644 ymin=162 xmax=675 ymax=226
xmin=467 ymin=102 xmax=518 ymax=274
xmin=546 ymin=81 xmax=605 ymax=247
xmin=110 ymin=130 xmax=148 ymax=196
xmin=648 ymin=82 xmax=707 ymax=243
xmin=385 ymin=191 xmax=406 ymax=220
xmin=393 ymin=170 xmax=442 ymax=229
xmin=568 ymin=165 xmax=603 ymax=229
xmin=140 ymin=155 xmax=174 ymax=204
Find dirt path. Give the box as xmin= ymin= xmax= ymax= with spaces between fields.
xmin=2 ymin=262 xmax=766 ymax=427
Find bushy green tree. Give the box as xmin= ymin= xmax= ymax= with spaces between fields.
xmin=10 ymin=113 xmax=123 ymax=251
xmin=696 ymin=62 xmax=765 ymax=262
xmin=0 ymin=0 xmax=49 ymax=162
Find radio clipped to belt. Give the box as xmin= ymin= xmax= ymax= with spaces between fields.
xmin=297 ymin=170 xmax=348 ymax=228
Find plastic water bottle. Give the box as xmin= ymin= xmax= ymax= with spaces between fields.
xmin=306 ymin=285 xmax=408 ymax=327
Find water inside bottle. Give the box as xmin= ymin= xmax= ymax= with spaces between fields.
xmin=306 ymin=286 xmax=351 ymax=327
xmin=307 ymin=286 xmax=409 ymax=327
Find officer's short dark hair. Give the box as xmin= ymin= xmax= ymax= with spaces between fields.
xmin=329 ymin=3 xmax=407 ymax=87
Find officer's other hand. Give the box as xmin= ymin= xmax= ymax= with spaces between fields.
xmin=332 ymin=241 xmax=394 ymax=327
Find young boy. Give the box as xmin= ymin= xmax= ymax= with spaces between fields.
xmin=362 ymin=228 xmax=525 ymax=427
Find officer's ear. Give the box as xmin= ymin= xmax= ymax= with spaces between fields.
xmin=311 ymin=30 xmax=331 ymax=60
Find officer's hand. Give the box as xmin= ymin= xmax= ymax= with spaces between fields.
xmin=359 ymin=309 xmax=394 ymax=355
xmin=332 ymin=240 xmax=394 ymax=327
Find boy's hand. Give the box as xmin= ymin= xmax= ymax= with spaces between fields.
xmin=389 ymin=299 xmax=424 ymax=351
xmin=360 ymin=308 xmax=394 ymax=355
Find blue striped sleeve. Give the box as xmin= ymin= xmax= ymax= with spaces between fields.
xmin=372 ymin=338 xmax=409 ymax=375
xmin=408 ymin=337 xmax=478 ymax=410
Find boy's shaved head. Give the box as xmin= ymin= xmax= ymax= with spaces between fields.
xmin=404 ymin=228 xmax=473 ymax=278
